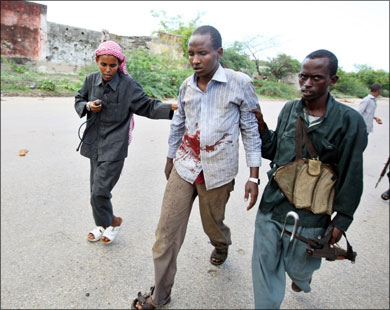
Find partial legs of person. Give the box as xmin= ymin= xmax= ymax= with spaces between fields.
xmin=381 ymin=189 xmax=390 ymax=200
xmin=87 ymin=158 xmax=125 ymax=243
xmin=133 ymin=167 xmax=197 ymax=309
xmin=252 ymin=210 xmax=324 ymax=309
xmin=381 ymin=172 xmax=390 ymax=201
xmin=196 ymin=180 xmax=234 ymax=265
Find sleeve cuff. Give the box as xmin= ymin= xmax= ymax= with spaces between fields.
xmin=246 ymin=152 xmax=262 ymax=167
xmin=168 ymin=148 xmax=177 ymax=158
xmin=331 ymin=213 xmax=353 ymax=232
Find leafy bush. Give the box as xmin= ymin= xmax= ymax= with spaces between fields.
xmin=76 ymin=64 xmax=97 ymax=80
xmin=334 ymin=66 xmax=390 ymax=98
xmin=38 ymin=79 xmax=56 ymax=91
xmin=126 ymin=47 xmax=193 ymax=99
xmin=254 ymin=78 xmax=300 ymax=99
xmin=60 ymin=78 xmax=83 ymax=92
xmin=10 ymin=62 xmax=27 ymax=74
xmin=332 ymin=69 xmax=369 ymax=98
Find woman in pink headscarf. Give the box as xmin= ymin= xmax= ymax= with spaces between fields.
xmin=75 ymin=40 xmax=177 ymax=244
xmin=95 ymin=40 xmax=135 ymax=144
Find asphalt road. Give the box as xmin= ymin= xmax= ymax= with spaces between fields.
xmin=1 ymin=95 xmax=389 ymax=309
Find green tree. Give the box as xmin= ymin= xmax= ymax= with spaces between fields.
xmin=126 ymin=47 xmax=193 ymax=99
xmin=353 ymin=64 xmax=389 ymax=96
xmin=332 ymin=68 xmax=369 ymax=98
xmin=265 ymin=54 xmax=300 ymax=80
xmin=151 ymin=10 xmax=203 ymax=58
xmin=220 ymin=41 xmax=256 ymax=74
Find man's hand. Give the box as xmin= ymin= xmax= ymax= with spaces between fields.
xmin=329 ymin=226 xmax=343 ymax=246
xmin=164 ymin=157 xmax=174 ymax=180
xmin=374 ymin=116 xmax=383 ymax=124
xmin=89 ymin=99 xmax=103 ymax=113
xmin=171 ymin=103 xmax=178 ymax=110
xmin=244 ymin=181 xmax=258 ymax=211
xmin=250 ymin=105 xmax=267 ymax=132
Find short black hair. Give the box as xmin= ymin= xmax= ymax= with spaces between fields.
xmin=192 ymin=25 xmax=222 ymax=50
xmin=305 ymin=49 xmax=338 ymax=76
xmin=370 ymin=83 xmax=382 ymax=92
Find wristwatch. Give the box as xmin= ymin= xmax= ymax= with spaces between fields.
xmin=248 ymin=177 xmax=260 ymax=185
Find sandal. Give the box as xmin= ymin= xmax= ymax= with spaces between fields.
xmin=210 ymin=248 xmax=228 ymax=266
xmin=292 ymin=278 xmax=312 ymax=293
xmin=88 ymin=226 xmax=105 ymax=242
xmin=131 ymin=286 xmax=171 ymax=310
xmin=381 ymin=189 xmax=390 ymax=200
xmin=101 ymin=217 xmax=122 ymax=244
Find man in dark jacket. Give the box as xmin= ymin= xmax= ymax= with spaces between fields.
xmin=250 ymin=49 xmax=367 ymax=309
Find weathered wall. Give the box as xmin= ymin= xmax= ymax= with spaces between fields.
xmin=1 ymin=0 xmax=47 ymax=61
xmin=149 ymin=32 xmax=183 ymax=60
xmin=46 ymin=22 xmax=102 ymax=67
xmin=1 ymin=1 xmax=182 ymax=73
xmin=45 ymin=23 xmax=154 ymax=69
xmin=42 ymin=23 xmax=182 ymax=73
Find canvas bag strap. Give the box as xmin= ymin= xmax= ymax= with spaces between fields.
xmin=295 ymin=115 xmax=318 ymax=159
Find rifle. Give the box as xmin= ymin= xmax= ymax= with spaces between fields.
xmin=281 ymin=211 xmax=357 ymax=263
xmin=375 ymin=157 xmax=390 ymax=188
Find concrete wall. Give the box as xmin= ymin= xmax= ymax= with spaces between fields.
xmin=1 ymin=1 xmax=183 ymax=73
xmin=43 ymin=22 xmax=156 ymax=72
xmin=40 ymin=23 xmax=182 ymax=73
xmin=1 ymin=0 xmax=47 ymax=61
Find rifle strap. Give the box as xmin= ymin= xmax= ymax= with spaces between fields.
xmin=343 ymin=232 xmax=356 ymax=261
xmin=295 ymin=115 xmax=318 ymax=159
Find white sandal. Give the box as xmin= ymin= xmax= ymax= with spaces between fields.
xmin=101 ymin=224 xmax=122 ymax=244
xmin=88 ymin=226 xmax=105 ymax=242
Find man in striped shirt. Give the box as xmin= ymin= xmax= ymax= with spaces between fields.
xmin=132 ymin=25 xmax=262 ymax=309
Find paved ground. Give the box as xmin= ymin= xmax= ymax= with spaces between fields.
xmin=1 ymin=95 xmax=389 ymax=309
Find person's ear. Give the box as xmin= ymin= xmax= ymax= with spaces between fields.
xmin=217 ymin=47 xmax=223 ymax=60
xmin=95 ymin=56 xmax=99 ymax=64
xmin=329 ymin=75 xmax=339 ymax=86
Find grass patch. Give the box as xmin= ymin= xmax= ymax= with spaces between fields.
xmin=254 ymin=78 xmax=300 ymax=100
xmin=1 ymin=56 xmax=93 ymax=96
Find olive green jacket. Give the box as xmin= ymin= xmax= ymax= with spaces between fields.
xmin=259 ymin=94 xmax=367 ymax=231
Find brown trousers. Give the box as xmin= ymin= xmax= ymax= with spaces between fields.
xmin=151 ymin=167 xmax=234 ymax=306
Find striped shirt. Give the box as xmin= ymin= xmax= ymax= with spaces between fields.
xmin=168 ymin=64 xmax=262 ymax=190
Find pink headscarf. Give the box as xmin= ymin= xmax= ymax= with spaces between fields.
xmin=95 ymin=40 xmax=129 ymax=75
xmin=95 ymin=40 xmax=134 ymax=145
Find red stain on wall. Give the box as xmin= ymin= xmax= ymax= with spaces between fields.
xmin=1 ymin=1 xmax=46 ymax=60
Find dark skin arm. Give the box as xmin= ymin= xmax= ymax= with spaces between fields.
xmin=165 ymin=157 xmax=174 ymax=180
xmin=245 ymin=167 xmax=259 ymax=211
xmin=329 ymin=226 xmax=343 ymax=246
xmin=250 ymin=106 xmax=267 ymax=132
xmin=250 ymin=106 xmax=344 ymax=245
